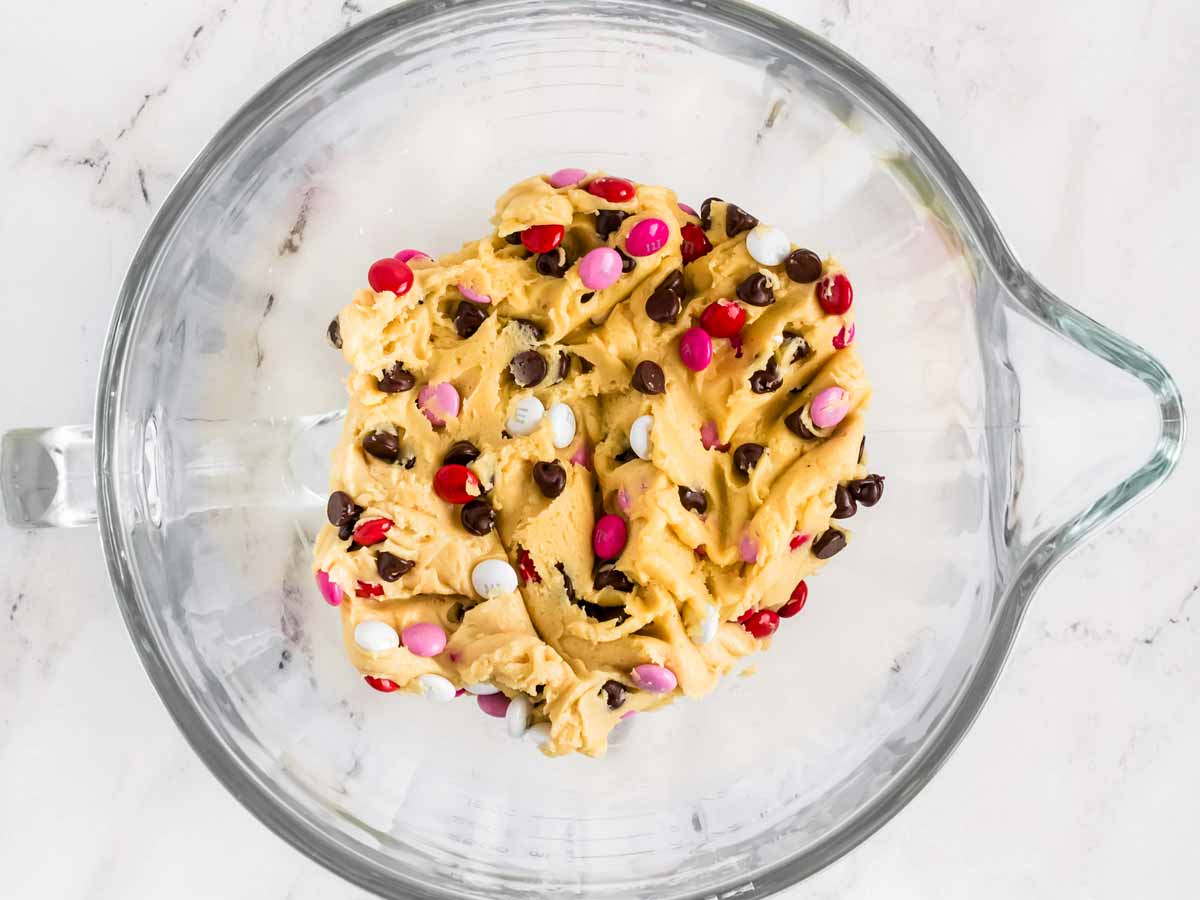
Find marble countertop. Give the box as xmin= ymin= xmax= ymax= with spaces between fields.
xmin=1 ymin=1 xmax=1197 ymax=897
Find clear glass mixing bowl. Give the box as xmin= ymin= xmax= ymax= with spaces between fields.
xmin=0 ymin=1 xmax=1185 ymax=898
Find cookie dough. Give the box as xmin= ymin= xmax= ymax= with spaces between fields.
xmin=313 ymin=173 xmax=882 ymax=757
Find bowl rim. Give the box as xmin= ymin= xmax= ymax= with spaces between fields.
xmin=93 ymin=0 xmax=1186 ymax=897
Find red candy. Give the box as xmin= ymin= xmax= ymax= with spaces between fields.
xmin=780 ymin=581 xmax=808 ymax=618
xmin=789 ymin=533 xmax=811 ymax=551
xmin=433 ymin=464 xmax=481 ymax=504
xmin=817 ymin=273 xmax=853 ymax=315
xmin=520 ymin=224 xmax=565 ymax=254
xmin=352 ymin=518 xmax=393 ymax=546
xmin=739 ymin=608 xmax=780 ymax=638
xmin=368 ymin=258 xmax=414 ymax=295
xmin=517 ymin=547 xmax=541 ymax=584
xmin=355 ymin=581 xmax=384 ymax=598
xmin=699 ymin=299 xmax=747 ymax=338
xmin=364 ymin=675 xmax=400 ymax=693
xmin=587 ymin=176 xmax=636 ymax=203
xmin=680 ymin=222 xmax=712 ymax=264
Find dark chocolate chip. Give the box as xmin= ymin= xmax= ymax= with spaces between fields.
xmin=326 ymin=490 xmax=359 ymax=527
xmin=732 ymin=443 xmax=765 ymax=478
xmin=812 ymin=528 xmax=847 ymax=559
xmin=460 ymin=499 xmax=496 ymax=535
xmin=327 ymin=317 xmax=342 ymax=349
xmin=403 ymin=456 xmax=416 ymax=470
xmin=616 ymin=247 xmax=636 ymax=273
xmin=736 ymin=272 xmax=775 ymax=307
xmin=536 ymin=247 xmax=570 ymax=278
xmin=700 ymin=197 xmax=721 ymax=232
xmin=858 ymin=436 xmax=867 ymax=464
xmin=555 ymin=562 xmax=578 ymax=604
xmin=601 ymin=679 xmax=627 ymax=710
xmin=362 ymin=431 xmax=402 ymax=463
xmin=785 ymin=248 xmax=822 ymax=283
xmin=555 ymin=351 xmax=571 ymax=381
xmin=514 ymin=319 xmax=544 ymax=341
xmin=595 ymin=209 xmax=629 ymax=239
xmin=631 ymin=360 xmax=665 ymax=394
xmin=593 ymin=564 xmax=634 ymax=593
xmin=579 ymin=356 xmax=595 ymax=374
xmin=377 ymin=552 xmax=415 ymax=582
xmin=453 ymin=301 xmax=488 ymax=339
xmin=580 ymin=291 xmax=595 ymax=304
xmin=749 ymin=357 xmax=782 ymax=394
xmin=785 ymin=407 xmax=817 ymax=440
xmin=678 ymin=486 xmax=708 ymax=515
xmin=510 ymin=350 xmax=548 ymax=387
xmin=614 ymin=448 xmax=637 ymax=464
xmin=581 ymin=600 xmax=628 ymax=622
xmin=532 ymin=460 xmax=566 ymax=498
xmin=724 ymin=203 xmax=759 ymax=237
xmin=832 ymin=483 xmax=858 ymax=519
xmin=377 ymin=361 xmax=415 ymax=393
xmin=337 ymin=519 xmax=359 ymax=541
xmin=504 ymin=231 xmax=524 ymax=245
xmin=848 ymin=474 xmax=885 ymax=506
xmin=443 ymin=440 xmax=480 ymax=466
xmin=645 ymin=270 xmax=684 ymax=323
xmin=783 ymin=331 xmax=811 ymax=364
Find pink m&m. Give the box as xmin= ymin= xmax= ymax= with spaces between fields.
xmin=700 ymin=420 xmax=729 ymax=452
xmin=632 ymin=664 xmax=677 ymax=694
xmin=477 ymin=692 xmax=511 ymax=717
xmin=401 ymin=622 xmax=447 ymax=658
xmin=418 ymin=382 xmax=461 ymax=427
xmin=316 ymin=570 xmax=343 ymax=607
xmin=678 ymin=202 xmax=698 ymax=217
xmin=549 ymin=167 xmax=588 ymax=188
xmin=679 ymin=327 xmax=713 ymax=372
xmin=625 ymin=218 xmax=670 ymax=257
xmin=593 ymin=514 xmax=628 ymax=560
xmin=739 ymin=534 xmax=760 ymax=564
xmin=458 ymin=282 xmax=491 ymax=304
xmin=810 ymin=386 xmax=850 ymax=429
xmin=579 ymin=247 xmax=622 ymax=291
xmin=394 ymin=249 xmax=431 ymax=263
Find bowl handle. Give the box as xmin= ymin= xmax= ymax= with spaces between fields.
xmin=998 ymin=269 xmax=1185 ymax=575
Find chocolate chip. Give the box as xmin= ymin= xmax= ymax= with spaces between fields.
xmin=614 ymin=448 xmax=637 ymax=464
xmin=616 ymin=247 xmax=636 ymax=273
xmin=848 ymin=474 xmax=885 ymax=506
xmin=514 ymin=319 xmax=544 ymax=341
xmin=453 ymin=301 xmax=488 ymax=339
xmin=460 ymin=499 xmax=496 ymax=535
xmin=504 ymin=231 xmax=524 ymax=245
xmin=337 ymin=519 xmax=359 ymax=541
xmin=580 ymin=291 xmax=595 ymax=304
xmin=532 ymin=460 xmax=566 ymax=498
xmin=579 ymin=356 xmax=595 ymax=374
xmin=749 ymin=358 xmax=782 ymax=393
xmin=377 ymin=361 xmax=415 ymax=393
xmin=536 ymin=247 xmax=570 ymax=277
xmin=631 ymin=360 xmax=665 ymax=394
xmin=376 ymin=552 xmax=415 ymax=582
xmin=326 ymin=490 xmax=359 ymax=526
xmin=555 ymin=351 xmax=571 ymax=381
xmin=510 ymin=350 xmax=548 ymax=387
xmin=678 ymin=486 xmax=708 ymax=515
xmin=700 ymin=197 xmax=721 ymax=231
xmin=812 ymin=528 xmax=847 ymax=559
xmin=555 ymin=562 xmax=578 ymax=604
xmin=645 ymin=270 xmax=684 ymax=323
xmin=362 ymin=431 xmax=402 ymax=463
xmin=593 ymin=564 xmax=634 ymax=593
xmin=403 ymin=457 xmax=416 ymax=470
xmin=858 ymin=436 xmax=867 ymax=464
xmin=785 ymin=407 xmax=817 ymax=440
xmin=327 ymin=317 xmax=342 ymax=349
xmin=783 ymin=331 xmax=811 ymax=363
xmin=725 ymin=203 xmax=758 ymax=237
xmin=595 ymin=209 xmax=629 ymax=239
xmin=832 ymin=483 xmax=857 ymax=519
xmin=736 ymin=272 xmax=775 ymax=307
xmin=443 ymin=440 xmax=480 ymax=466
xmin=785 ymin=248 xmax=822 ymax=283
xmin=601 ymin=679 xmax=627 ymax=710
xmin=581 ymin=601 xmax=628 ymax=622
xmin=732 ymin=443 xmax=765 ymax=478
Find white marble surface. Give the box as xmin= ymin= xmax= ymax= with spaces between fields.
xmin=1 ymin=1 xmax=1198 ymax=897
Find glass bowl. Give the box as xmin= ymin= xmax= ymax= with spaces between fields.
xmin=0 ymin=1 xmax=1184 ymax=898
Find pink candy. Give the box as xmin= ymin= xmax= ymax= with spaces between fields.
xmin=625 ymin=218 xmax=670 ymax=257
xmin=678 ymin=202 xmax=698 ymax=217
xmin=315 ymin=570 xmax=343 ymax=607
xmin=632 ymin=664 xmax=677 ymax=694
xmin=739 ymin=534 xmax=760 ymax=564
xmin=832 ymin=323 xmax=856 ymax=350
xmin=579 ymin=247 xmax=622 ymax=291
xmin=810 ymin=386 xmax=850 ymax=429
xmin=457 ymin=282 xmax=491 ymax=304
xmin=477 ymin=692 xmax=511 ymax=717
xmin=679 ymin=327 xmax=713 ymax=372
xmin=616 ymin=487 xmax=633 ymax=514
xmin=401 ymin=622 xmax=447 ymax=657
xmin=700 ymin=420 xmax=728 ymax=452
xmin=592 ymin=514 xmax=628 ymax=560
xmin=548 ymin=167 xmax=587 ymax=188
xmin=418 ymin=382 xmax=461 ymax=427
xmin=394 ymin=249 xmax=431 ymax=263
xmin=789 ymin=533 xmax=811 ymax=551
xmin=569 ymin=440 xmax=593 ymax=469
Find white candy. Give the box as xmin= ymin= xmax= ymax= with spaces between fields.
xmin=524 ymin=722 xmax=552 ymax=748
xmin=629 ymin=415 xmax=653 ymax=460
xmin=418 ymin=673 xmax=457 ymax=703
xmin=353 ymin=620 xmax=400 ymax=654
xmin=506 ymin=395 xmax=545 ymax=436
xmin=471 ymin=558 xmax=518 ymax=598
xmin=466 ymin=682 xmax=500 ymax=695
xmin=547 ymin=402 xmax=576 ymax=449
xmin=693 ymin=604 xmax=720 ymax=646
xmin=506 ymin=694 xmax=531 ymax=738
xmin=746 ymin=224 xmax=791 ymax=266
